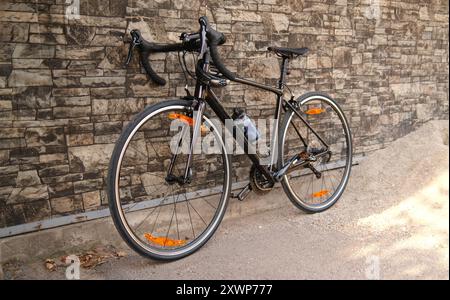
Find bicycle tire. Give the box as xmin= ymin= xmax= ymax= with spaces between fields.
xmin=107 ymin=100 xmax=232 ymax=260
xmin=278 ymin=92 xmax=353 ymax=213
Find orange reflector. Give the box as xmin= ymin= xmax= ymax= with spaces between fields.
xmin=144 ymin=233 xmax=186 ymax=247
xmin=168 ymin=113 xmax=209 ymax=133
xmin=168 ymin=113 xmax=193 ymax=125
xmin=305 ymin=108 xmax=325 ymax=115
xmin=312 ymin=190 xmax=329 ymax=198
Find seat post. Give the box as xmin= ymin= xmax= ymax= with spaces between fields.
xmin=278 ymin=57 xmax=289 ymax=90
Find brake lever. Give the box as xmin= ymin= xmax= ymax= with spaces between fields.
xmin=125 ymin=42 xmax=136 ymax=66
xmin=198 ymin=19 xmax=207 ymax=58
xmin=125 ymin=31 xmax=141 ymax=67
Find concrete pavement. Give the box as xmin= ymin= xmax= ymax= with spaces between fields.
xmin=2 ymin=165 xmax=448 ymax=279
xmin=1 ymin=121 xmax=448 ymax=279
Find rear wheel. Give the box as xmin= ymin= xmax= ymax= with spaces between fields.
xmin=107 ymin=100 xmax=231 ymax=260
xmin=278 ymin=92 xmax=352 ymax=213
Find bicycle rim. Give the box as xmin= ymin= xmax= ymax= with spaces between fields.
xmin=280 ymin=93 xmax=352 ymax=211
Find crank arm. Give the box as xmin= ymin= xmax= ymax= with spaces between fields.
xmin=306 ymin=163 xmax=322 ymax=179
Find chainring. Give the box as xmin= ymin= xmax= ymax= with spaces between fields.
xmin=249 ymin=164 xmax=274 ymax=195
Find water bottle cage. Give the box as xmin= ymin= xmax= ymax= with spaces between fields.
xmin=195 ymin=61 xmax=229 ymax=87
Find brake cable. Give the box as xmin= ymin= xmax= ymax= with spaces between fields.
xmin=177 ymin=50 xmax=188 ymax=81
xmin=283 ymin=83 xmax=295 ymax=100
xmin=178 ymin=50 xmax=194 ymax=97
xmin=185 ymin=51 xmax=197 ymax=79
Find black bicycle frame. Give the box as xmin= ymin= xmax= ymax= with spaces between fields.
xmin=202 ymin=56 xmax=286 ymax=183
xmin=176 ymin=31 xmax=330 ymax=186
xmin=181 ymin=53 xmax=326 ymax=186
xmin=128 ymin=19 xmax=330 ymax=187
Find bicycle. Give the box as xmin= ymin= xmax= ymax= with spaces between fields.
xmin=107 ymin=16 xmax=352 ymax=260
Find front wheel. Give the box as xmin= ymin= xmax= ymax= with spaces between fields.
xmin=278 ymin=92 xmax=352 ymax=213
xmin=107 ymin=100 xmax=231 ymax=260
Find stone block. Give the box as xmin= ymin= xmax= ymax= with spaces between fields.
xmin=25 ymin=127 xmax=65 ymax=147
xmin=333 ymin=47 xmax=352 ymax=68
xmin=68 ymin=144 xmax=114 ymax=172
xmin=80 ymin=76 xmax=125 ymax=87
xmin=82 ymin=190 xmax=101 ymax=210
xmin=50 ymin=195 xmax=83 ymax=215
xmin=8 ymin=70 xmax=53 ymax=87
xmin=92 ymin=98 xmax=143 ymax=115
xmin=38 ymin=165 xmax=70 ymax=178
xmin=53 ymin=106 xmax=91 ymax=119
xmin=66 ymin=133 xmax=94 ymax=146
xmin=0 ymin=23 xmax=29 ymax=42
xmin=7 ymin=185 xmax=49 ymax=204
xmin=16 ymin=170 xmax=41 ymax=187
xmin=48 ymin=181 xmax=73 ymax=199
xmin=74 ymin=178 xmax=103 ymax=194
xmin=12 ymin=44 xmax=55 ymax=59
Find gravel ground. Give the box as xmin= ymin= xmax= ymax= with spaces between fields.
xmin=2 ymin=120 xmax=448 ymax=280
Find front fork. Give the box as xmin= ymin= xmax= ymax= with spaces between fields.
xmin=182 ymin=100 xmax=205 ymax=183
xmin=165 ymin=99 xmax=205 ymax=185
xmin=168 ymin=52 xmax=210 ymax=184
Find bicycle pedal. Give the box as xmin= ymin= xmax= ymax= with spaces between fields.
xmin=232 ymin=183 xmax=252 ymax=201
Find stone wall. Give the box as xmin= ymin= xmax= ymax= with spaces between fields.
xmin=0 ymin=0 xmax=448 ymax=231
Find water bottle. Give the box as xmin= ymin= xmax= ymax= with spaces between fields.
xmin=232 ymin=108 xmax=260 ymax=144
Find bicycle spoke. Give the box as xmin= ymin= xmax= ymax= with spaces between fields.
xmin=321 ymin=163 xmax=336 ymax=190
xmin=202 ymin=197 xmax=217 ymax=210
xmin=163 ymin=192 xmax=179 ymax=247
xmin=185 ymin=191 xmax=196 ymax=239
xmin=134 ymin=206 xmax=157 ymax=233
xmin=150 ymin=185 xmax=175 ymax=234
xmin=173 ymin=191 xmax=181 ymax=241
xmin=125 ymin=184 xmax=170 ymax=213
xmin=187 ymin=196 xmax=208 ymax=226
xmin=135 ymin=187 xmax=169 ymax=230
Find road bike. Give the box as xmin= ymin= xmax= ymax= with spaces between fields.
xmin=107 ymin=16 xmax=352 ymax=260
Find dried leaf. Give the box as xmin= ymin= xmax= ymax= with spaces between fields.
xmin=79 ymin=252 xmax=107 ymax=269
xmin=116 ymin=251 xmax=126 ymax=258
xmin=45 ymin=259 xmax=56 ymax=271
xmin=55 ymin=246 xmax=126 ymax=270
xmin=81 ymin=260 xmax=97 ymax=269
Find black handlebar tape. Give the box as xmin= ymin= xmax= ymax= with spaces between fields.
xmin=209 ymin=44 xmax=235 ymax=81
xmin=138 ymin=41 xmax=186 ymax=86
xmin=200 ymin=16 xmax=234 ymax=80
xmin=139 ymin=50 xmax=166 ymax=86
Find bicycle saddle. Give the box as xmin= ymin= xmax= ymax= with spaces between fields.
xmin=268 ymin=46 xmax=309 ymax=58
